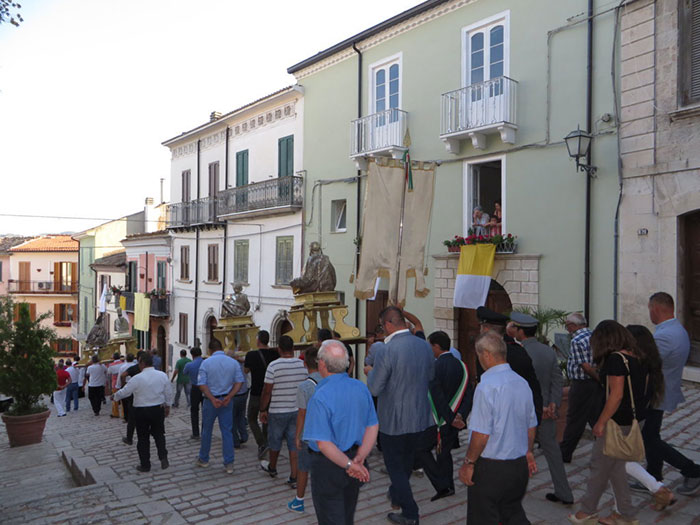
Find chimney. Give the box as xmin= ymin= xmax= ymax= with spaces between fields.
xmin=144 ymin=197 xmax=156 ymax=233
xmin=210 ymin=111 xmax=222 ymax=121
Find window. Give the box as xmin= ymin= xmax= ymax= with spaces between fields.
xmin=54 ymin=303 xmax=73 ymax=326
xmin=680 ymin=0 xmax=700 ymax=106
xmin=278 ymin=135 xmax=294 ymax=177
xmin=275 ymin=236 xmax=294 ymax=285
xmin=207 ymin=244 xmax=219 ymax=282
xmin=54 ymin=262 xmax=77 ymax=292
xmin=465 ymin=158 xmax=504 ymax=237
xmin=373 ymin=61 xmax=401 ymax=114
xmin=236 ymin=150 xmax=249 ymax=187
xmin=98 ymin=274 xmax=111 ymax=295
xmin=180 ymin=245 xmax=190 ymax=280
xmin=14 ymin=303 xmax=37 ymax=322
xmin=134 ymin=327 xmax=150 ymax=350
xmin=234 ymin=240 xmax=249 ymax=284
xmin=157 ymin=261 xmax=167 ymax=291
xmin=331 ymin=199 xmax=347 ymax=232
xmin=126 ymin=261 xmax=138 ymax=292
xmin=179 ymin=313 xmax=188 ymax=345
xmin=181 ymin=170 xmax=191 ymax=202
xmin=464 ymin=12 xmax=509 ymax=88
xmin=54 ymin=339 xmax=75 ymax=356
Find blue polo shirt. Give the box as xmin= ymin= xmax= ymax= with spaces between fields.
xmin=183 ymin=356 xmax=203 ymax=386
xmin=303 ymin=373 xmax=378 ymax=452
xmin=197 ymin=351 xmax=244 ymax=396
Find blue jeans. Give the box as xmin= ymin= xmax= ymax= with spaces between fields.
xmin=174 ymin=382 xmax=191 ymax=407
xmin=199 ymin=397 xmax=234 ymax=465
xmin=232 ymin=392 xmax=249 ymax=447
xmin=65 ymin=383 xmax=79 ymax=411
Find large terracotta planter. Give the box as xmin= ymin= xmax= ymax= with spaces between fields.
xmin=556 ymin=386 xmax=570 ymax=443
xmin=2 ymin=409 xmax=50 ymax=447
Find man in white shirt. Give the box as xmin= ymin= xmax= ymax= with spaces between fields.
xmin=64 ymin=360 xmax=80 ymax=412
xmin=85 ymin=356 xmax=108 ymax=416
xmin=114 ymin=352 xmax=173 ymax=473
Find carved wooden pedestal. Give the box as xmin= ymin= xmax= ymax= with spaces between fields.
xmin=286 ymin=292 xmax=361 ymax=346
xmin=213 ymin=315 xmax=259 ymax=355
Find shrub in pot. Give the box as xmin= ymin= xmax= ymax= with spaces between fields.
xmin=0 ymin=297 xmax=57 ymax=446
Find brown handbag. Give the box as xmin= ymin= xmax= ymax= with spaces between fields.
xmin=602 ymin=352 xmax=645 ymax=462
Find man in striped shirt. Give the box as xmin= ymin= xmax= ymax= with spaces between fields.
xmin=260 ymin=335 xmax=308 ymax=486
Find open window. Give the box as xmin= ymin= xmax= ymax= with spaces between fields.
xmin=464 ymin=158 xmax=504 ymax=237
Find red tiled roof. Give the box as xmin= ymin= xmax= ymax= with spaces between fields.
xmin=10 ymin=235 xmax=79 ymax=252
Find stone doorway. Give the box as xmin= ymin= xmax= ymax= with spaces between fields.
xmin=157 ymin=325 xmax=166 ymax=368
xmin=683 ymin=211 xmax=700 ymax=365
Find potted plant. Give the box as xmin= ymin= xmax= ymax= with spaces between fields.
xmin=0 ymin=297 xmax=57 ymax=447
xmin=443 ymin=233 xmax=518 ymax=253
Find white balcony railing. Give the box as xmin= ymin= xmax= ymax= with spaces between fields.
xmin=350 ymin=108 xmax=408 ymax=160
xmin=440 ymin=77 xmax=518 ymax=152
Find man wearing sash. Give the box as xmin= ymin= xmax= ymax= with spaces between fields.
xmin=415 ymin=331 xmax=471 ymax=502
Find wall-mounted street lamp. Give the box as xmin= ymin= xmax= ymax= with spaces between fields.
xmin=564 ymin=127 xmax=597 ymax=175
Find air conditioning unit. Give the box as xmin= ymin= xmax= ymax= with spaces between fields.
xmin=37 ymin=282 xmax=45 ymax=290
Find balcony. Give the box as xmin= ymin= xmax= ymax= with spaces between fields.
xmin=350 ymin=108 xmax=408 ymax=170
xmin=440 ymin=76 xmax=518 ymax=153
xmin=121 ymin=291 xmax=170 ymax=318
xmin=217 ymin=176 xmax=303 ymax=220
xmin=167 ymin=196 xmax=224 ymax=228
xmin=8 ymin=280 xmax=77 ymax=294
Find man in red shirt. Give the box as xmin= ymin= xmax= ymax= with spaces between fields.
xmin=54 ymin=360 xmax=71 ymax=417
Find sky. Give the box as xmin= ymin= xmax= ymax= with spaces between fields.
xmin=0 ymin=0 xmax=420 ymax=236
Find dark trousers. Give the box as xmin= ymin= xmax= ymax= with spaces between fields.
xmin=88 ymin=386 xmax=105 ymax=415
xmin=415 ymin=424 xmax=457 ymax=493
xmin=232 ymin=392 xmax=249 ymax=446
xmin=65 ymin=383 xmax=79 ymax=411
xmin=134 ymin=405 xmax=167 ymax=470
xmin=467 ymin=456 xmax=530 ymax=525
xmin=190 ymin=386 xmax=203 ymax=437
xmin=381 ymin=431 xmax=422 ymax=520
xmin=559 ymin=379 xmax=603 ymax=462
xmin=643 ymin=408 xmax=700 ymax=481
xmin=123 ymin=395 xmax=135 ymax=441
xmin=247 ymin=394 xmax=268 ymax=447
xmin=310 ymin=448 xmax=362 ymax=525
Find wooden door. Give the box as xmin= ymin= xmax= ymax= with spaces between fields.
xmin=366 ymin=290 xmax=388 ymax=336
xmin=19 ymin=262 xmax=30 ymax=290
xmin=157 ymin=325 xmax=167 ymax=367
xmin=685 ymin=212 xmax=700 ymax=365
xmin=457 ymin=280 xmax=513 ymax=382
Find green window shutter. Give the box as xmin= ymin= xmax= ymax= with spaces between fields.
xmin=278 ymin=136 xmax=294 ymax=177
xmin=236 ymin=150 xmax=248 ymax=186
xmin=275 ymin=236 xmax=293 ymax=284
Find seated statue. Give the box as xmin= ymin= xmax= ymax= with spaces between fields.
xmin=113 ymin=307 xmax=129 ymax=336
xmin=290 ymin=241 xmax=337 ymax=294
xmin=86 ymin=312 xmax=109 ymax=348
xmin=221 ymin=282 xmax=250 ymax=318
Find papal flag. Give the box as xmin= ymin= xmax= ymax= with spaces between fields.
xmin=453 ymin=244 xmax=496 ymax=309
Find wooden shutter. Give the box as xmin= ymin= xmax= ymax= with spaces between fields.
xmin=13 ymin=304 xmax=19 ymax=323
xmin=54 ymin=262 xmax=61 ymax=291
xmin=19 ymin=261 xmax=31 ymax=290
xmin=72 ymin=339 xmax=79 ymax=353
xmin=71 ymin=262 xmax=77 ymax=292
xmin=54 ymin=303 xmax=60 ymax=324
xmin=29 ymin=303 xmax=36 ymax=321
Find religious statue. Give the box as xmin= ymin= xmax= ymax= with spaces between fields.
xmin=113 ymin=307 xmax=129 ymax=336
xmin=290 ymin=241 xmax=337 ymax=294
xmin=86 ymin=312 xmax=109 ymax=348
xmin=221 ymin=282 xmax=250 ymax=318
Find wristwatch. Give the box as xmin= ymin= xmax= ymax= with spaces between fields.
xmin=463 ymin=457 xmax=476 ymax=466
xmin=345 ymin=460 xmax=352 ymax=470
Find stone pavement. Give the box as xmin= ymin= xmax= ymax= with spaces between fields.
xmin=1 ymin=383 xmax=699 ymax=525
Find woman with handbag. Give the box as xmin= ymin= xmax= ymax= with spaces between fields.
xmin=569 ymin=320 xmax=645 ymax=525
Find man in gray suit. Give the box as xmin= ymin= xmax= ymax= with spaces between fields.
xmin=368 ymin=306 xmax=435 ymax=525
xmin=512 ymin=312 xmax=573 ymax=506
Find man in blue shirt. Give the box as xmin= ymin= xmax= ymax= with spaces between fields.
xmin=645 ymin=292 xmax=700 ymax=496
xmin=368 ymin=306 xmax=434 ymax=525
xmin=459 ymin=331 xmax=538 ymax=524
xmin=303 ymin=340 xmax=378 ymax=525
xmin=195 ymin=338 xmax=245 ymax=474
xmin=183 ymin=346 xmax=204 ymax=439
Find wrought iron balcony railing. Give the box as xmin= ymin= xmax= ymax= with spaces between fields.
xmin=350 ymin=108 xmax=408 ymax=157
xmin=167 ymin=195 xmax=224 ymax=228
xmin=7 ymin=280 xmax=77 ymax=294
xmin=217 ymin=176 xmax=303 ymax=218
xmin=121 ymin=291 xmax=170 ymax=318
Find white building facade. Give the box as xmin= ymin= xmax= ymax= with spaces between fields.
xmin=163 ymin=87 xmax=304 ymax=354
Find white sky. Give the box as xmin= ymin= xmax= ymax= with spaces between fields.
xmin=0 ymin=0 xmax=419 ymax=236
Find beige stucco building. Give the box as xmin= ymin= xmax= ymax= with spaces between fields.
xmin=618 ymin=0 xmax=700 ymax=367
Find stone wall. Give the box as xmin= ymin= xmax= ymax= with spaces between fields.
xmin=431 ymin=252 xmax=540 ymax=342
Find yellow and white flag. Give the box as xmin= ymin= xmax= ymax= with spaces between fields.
xmin=453 ymin=244 xmax=496 ymax=309
xmin=134 ymin=292 xmax=151 ymax=332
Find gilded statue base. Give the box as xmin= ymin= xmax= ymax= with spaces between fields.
xmin=213 ymin=315 xmax=259 ymax=356
xmin=79 ymin=336 xmax=137 ymax=365
xmin=286 ymin=292 xmax=361 ymax=346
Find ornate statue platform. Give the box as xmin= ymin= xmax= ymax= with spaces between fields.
xmin=213 ymin=315 xmax=259 ymax=355
xmin=78 ymin=336 xmax=137 ymax=365
xmin=286 ymin=292 xmax=361 ymax=346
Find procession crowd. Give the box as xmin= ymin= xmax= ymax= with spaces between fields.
xmin=49 ymin=291 xmax=699 ymax=525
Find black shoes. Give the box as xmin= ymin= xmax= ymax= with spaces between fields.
xmin=387 ymin=512 xmax=419 ymax=525
xmin=136 ymin=464 xmax=150 ymax=473
xmin=545 ymin=493 xmax=573 ymax=505
xmin=161 ymin=458 xmax=169 ymax=470
xmin=430 ymin=488 xmax=455 ymax=502
xmin=122 ymin=437 xmax=133 ymax=446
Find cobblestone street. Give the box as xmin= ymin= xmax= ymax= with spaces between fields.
xmin=1 ymin=383 xmax=699 ymax=524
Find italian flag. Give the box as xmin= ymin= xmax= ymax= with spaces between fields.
xmin=453 ymin=244 xmax=496 ymax=309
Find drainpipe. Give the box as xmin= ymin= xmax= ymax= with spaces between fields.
xmin=584 ymin=0 xmax=593 ymax=322
xmin=352 ymin=42 xmax=362 ymax=379
xmin=194 ymin=139 xmax=201 ymax=345
xmin=222 ymin=127 xmax=230 ymax=301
